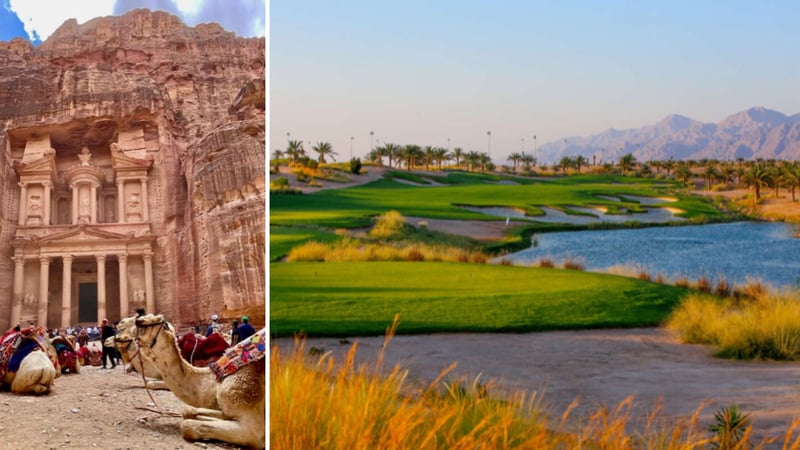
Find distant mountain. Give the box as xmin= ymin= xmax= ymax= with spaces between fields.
xmin=539 ymin=107 xmax=800 ymax=164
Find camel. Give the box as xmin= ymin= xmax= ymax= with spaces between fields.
xmin=135 ymin=314 xmax=264 ymax=448
xmin=0 ymin=326 xmax=58 ymax=394
xmin=105 ymin=316 xmax=168 ymax=390
xmin=51 ymin=335 xmax=80 ymax=374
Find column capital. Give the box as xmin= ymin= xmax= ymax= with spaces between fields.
xmin=18 ymin=182 xmax=26 ymax=189
xmin=39 ymin=256 xmax=50 ymax=265
xmin=118 ymin=254 xmax=128 ymax=263
xmin=62 ymin=254 xmax=73 ymax=264
xmin=142 ymin=253 xmax=153 ymax=262
xmin=96 ymin=254 xmax=107 ymax=263
xmin=42 ymin=180 xmax=52 ymax=187
xmin=13 ymin=255 xmax=24 ymax=265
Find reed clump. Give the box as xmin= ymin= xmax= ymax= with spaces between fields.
xmin=287 ymin=238 xmax=490 ymax=264
xmin=667 ymin=290 xmax=800 ymax=360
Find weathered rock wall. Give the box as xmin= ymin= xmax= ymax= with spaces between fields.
xmin=0 ymin=9 xmax=265 ymax=329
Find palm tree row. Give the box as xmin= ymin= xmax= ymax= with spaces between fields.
xmin=365 ymin=144 xmax=496 ymax=172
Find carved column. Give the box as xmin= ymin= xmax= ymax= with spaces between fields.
xmin=90 ymin=183 xmax=98 ymax=224
xmin=143 ymin=254 xmax=154 ymax=314
xmin=71 ymin=184 xmax=78 ymax=224
xmin=18 ymin=183 xmax=27 ymax=225
xmin=118 ymin=254 xmax=128 ymax=317
xmin=11 ymin=255 xmax=24 ymax=326
xmin=38 ymin=256 xmax=49 ymax=327
xmin=61 ymin=255 xmax=72 ymax=328
xmin=97 ymin=255 xmax=106 ymax=321
xmin=43 ymin=181 xmax=51 ymax=226
xmin=116 ymin=180 xmax=125 ymax=223
xmin=140 ymin=178 xmax=149 ymax=221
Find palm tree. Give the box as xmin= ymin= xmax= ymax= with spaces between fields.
xmin=311 ymin=141 xmax=337 ymax=163
xmin=464 ymin=151 xmax=480 ymax=172
xmin=674 ymin=163 xmax=692 ymax=186
xmin=743 ymin=164 xmax=770 ymax=202
xmin=433 ymin=147 xmax=450 ymax=170
xmin=574 ymin=155 xmax=588 ymax=174
xmin=271 ymin=149 xmax=283 ymax=171
xmin=423 ymin=146 xmax=436 ymax=171
xmin=382 ymin=143 xmax=401 ymax=169
xmin=558 ymin=156 xmax=573 ymax=174
xmin=703 ymin=163 xmax=718 ymax=191
xmin=781 ymin=164 xmax=799 ymax=202
xmin=368 ymin=147 xmax=383 ymax=166
xmin=618 ymin=153 xmax=637 ymax=175
xmin=478 ymin=153 xmax=491 ymax=172
xmin=521 ymin=153 xmax=535 ymax=170
xmin=508 ymin=152 xmax=522 ymax=171
xmin=663 ymin=158 xmax=676 ymax=177
xmin=451 ymin=147 xmax=464 ymax=169
xmin=285 ymin=140 xmax=305 ymax=162
xmin=401 ymin=144 xmax=422 ymax=171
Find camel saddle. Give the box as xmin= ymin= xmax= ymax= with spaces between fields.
xmin=208 ymin=328 xmax=265 ymax=381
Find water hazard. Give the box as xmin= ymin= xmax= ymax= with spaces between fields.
xmin=506 ymin=221 xmax=800 ymax=289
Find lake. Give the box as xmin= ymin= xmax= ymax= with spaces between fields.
xmin=506 ymin=221 xmax=800 ymax=289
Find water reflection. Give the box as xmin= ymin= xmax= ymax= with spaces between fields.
xmin=506 ymin=222 xmax=800 ymax=289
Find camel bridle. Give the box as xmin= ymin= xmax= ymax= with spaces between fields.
xmin=135 ymin=319 xmax=168 ymax=349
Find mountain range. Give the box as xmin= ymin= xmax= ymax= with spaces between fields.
xmin=538 ymin=107 xmax=800 ymax=164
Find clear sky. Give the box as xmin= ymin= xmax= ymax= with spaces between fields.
xmin=0 ymin=0 xmax=266 ymax=44
xmin=271 ymin=1 xmax=800 ymax=163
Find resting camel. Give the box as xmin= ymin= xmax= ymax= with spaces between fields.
xmin=105 ymin=316 xmax=168 ymax=390
xmin=51 ymin=335 xmax=80 ymax=374
xmin=0 ymin=326 xmax=58 ymax=394
xmin=135 ymin=314 xmax=264 ymax=448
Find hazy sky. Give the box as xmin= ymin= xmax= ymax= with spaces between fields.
xmin=0 ymin=0 xmax=265 ymax=44
xmin=271 ymin=1 xmax=800 ymax=163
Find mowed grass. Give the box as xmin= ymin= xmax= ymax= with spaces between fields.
xmin=269 ymin=225 xmax=341 ymax=261
xmin=270 ymin=261 xmax=685 ymax=337
xmin=270 ymin=173 xmax=720 ymax=229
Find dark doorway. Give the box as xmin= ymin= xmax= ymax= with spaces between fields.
xmin=78 ymin=283 xmax=98 ymax=323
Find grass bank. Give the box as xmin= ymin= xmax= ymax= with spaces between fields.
xmin=270 ymin=261 xmax=686 ymax=337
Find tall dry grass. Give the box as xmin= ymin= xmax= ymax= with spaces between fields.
xmin=270 ymin=319 xmax=800 ymax=449
xmin=667 ymin=290 xmax=800 ymax=360
xmin=369 ymin=210 xmax=406 ymax=239
xmin=286 ymin=237 xmax=490 ymax=264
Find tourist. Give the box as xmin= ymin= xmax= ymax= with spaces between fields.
xmin=100 ymin=319 xmax=116 ymax=369
xmin=205 ymin=314 xmax=221 ymax=337
xmin=78 ymin=328 xmax=88 ymax=348
xmin=230 ymin=320 xmax=241 ymax=345
xmin=238 ymin=316 xmax=255 ymax=341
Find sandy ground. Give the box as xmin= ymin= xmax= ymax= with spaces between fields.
xmin=0 ymin=345 xmax=240 ymax=449
xmin=274 ymin=329 xmax=800 ymax=443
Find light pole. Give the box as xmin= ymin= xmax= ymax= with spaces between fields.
xmin=350 ymin=136 xmax=354 ymax=160
xmin=521 ymin=137 xmax=525 ymax=152
xmin=369 ymin=131 xmax=374 ymax=156
xmin=487 ymin=131 xmax=491 ymax=160
xmin=286 ymin=132 xmax=290 ymax=145
xmin=447 ymin=137 xmax=450 ymax=151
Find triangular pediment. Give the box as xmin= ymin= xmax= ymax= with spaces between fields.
xmin=111 ymin=147 xmax=153 ymax=171
xmin=38 ymin=225 xmax=131 ymax=243
xmin=15 ymin=154 xmax=57 ymax=177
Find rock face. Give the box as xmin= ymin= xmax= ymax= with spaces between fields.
xmin=0 ymin=9 xmax=265 ymax=330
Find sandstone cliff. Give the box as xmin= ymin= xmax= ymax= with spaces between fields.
xmin=0 ymin=9 xmax=265 ymax=329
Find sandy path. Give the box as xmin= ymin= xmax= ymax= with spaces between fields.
xmin=274 ymin=328 xmax=800 ymax=442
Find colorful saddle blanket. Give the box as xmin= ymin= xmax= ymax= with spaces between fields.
xmin=208 ymin=328 xmax=266 ymax=381
xmin=0 ymin=327 xmax=53 ymax=381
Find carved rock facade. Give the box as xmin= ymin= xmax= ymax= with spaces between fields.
xmin=0 ymin=9 xmax=265 ymax=329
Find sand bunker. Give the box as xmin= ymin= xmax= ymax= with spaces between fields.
xmin=275 ymin=328 xmax=800 ymax=441
xmin=459 ymin=205 xmax=685 ymax=225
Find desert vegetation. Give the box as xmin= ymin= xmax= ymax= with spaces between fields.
xmin=271 ymin=328 xmax=800 ymax=449
xmin=667 ymin=288 xmax=800 ymax=360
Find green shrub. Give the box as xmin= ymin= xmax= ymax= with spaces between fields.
xmin=349 ymin=157 xmax=362 ymax=175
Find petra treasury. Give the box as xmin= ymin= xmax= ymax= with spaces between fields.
xmin=0 ymin=9 xmax=266 ymax=331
